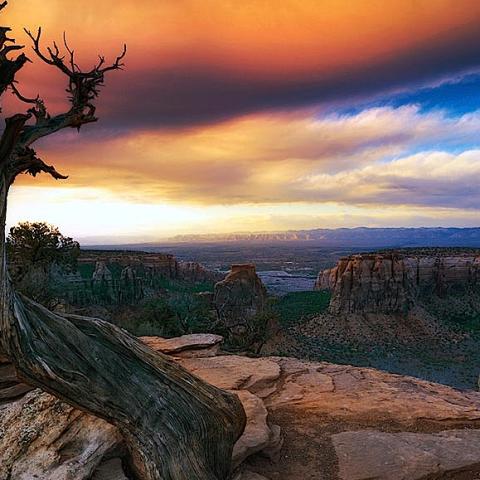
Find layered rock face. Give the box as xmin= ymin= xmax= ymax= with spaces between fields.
xmin=316 ymin=251 xmax=480 ymax=314
xmin=80 ymin=251 xmax=222 ymax=283
xmin=214 ymin=264 xmax=268 ymax=334
xmin=63 ymin=251 xmax=222 ymax=306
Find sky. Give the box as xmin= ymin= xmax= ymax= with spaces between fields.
xmin=3 ymin=0 xmax=480 ymax=243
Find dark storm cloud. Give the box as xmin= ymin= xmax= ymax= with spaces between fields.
xmin=99 ymin=21 xmax=480 ymax=130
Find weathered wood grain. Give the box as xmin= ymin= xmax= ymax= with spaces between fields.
xmin=0 ymin=3 xmax=246 ymax=478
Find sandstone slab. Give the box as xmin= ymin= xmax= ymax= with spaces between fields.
xmin=140 ymin=333 xmax=223 ymax=357
xmin=333 ymin=429 xmax=480 ymax=480
xmin=265 ymin=357 xmax=480 ymax=426
xmin=232 ymin=390 xmax=275 ymax=467
xmin=179 ymin=355 xmax=281 ymax=397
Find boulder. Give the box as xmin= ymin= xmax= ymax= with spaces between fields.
xmin=232 ymin=390 xmax=281 ymax=468
xmin=178 ymin=355 xmax=281 ymax=397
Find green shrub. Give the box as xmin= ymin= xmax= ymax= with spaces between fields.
xmin=115 ymin=297 xmax=181 ymax=337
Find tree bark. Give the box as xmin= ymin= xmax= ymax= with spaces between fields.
xmin=0 ymin=175 xmax=246 ymax=479
xmin=0 ymin=8 xmax=245 ymax=477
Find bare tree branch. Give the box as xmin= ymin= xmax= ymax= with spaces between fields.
xmin=9 ymin=82 xmax=37 ymax=103
xmin=0 ymin=26 xmax=28 ymax=97
xmin=9 ymin=147 xmax=67 ymax=181
xmin=10 ymin=83 xmax=49 ymax=127
xmin=25 ymin=27 xmax=126 ymax=117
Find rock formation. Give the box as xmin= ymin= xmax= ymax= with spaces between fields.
xmin=92 ymin=261 xmax=113 ymax=285
xmin=316 ymin=250 xmax=480 ymax=314
xmin=0 ymin=390 xmax=123 ymax=480
xmin=333 ymin=429 xmax=480 ymax=480
xmin=6 ymin=335 xmax=480 ymax=479
xmin=214 ymin=264 xmax=268 ymax=336
xmin=80 ymin=251 xmax=222 ymax=284
xmin=63 ymin=250 xmax=222 ymax=306
xmin=140 ymin=333 xmax=224 ymax=357
xmin=177 ymin=261 xmax=223 ymax=283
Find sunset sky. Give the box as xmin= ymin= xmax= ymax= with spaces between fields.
xmin=3 ymin=0 xmax=480 ymax=243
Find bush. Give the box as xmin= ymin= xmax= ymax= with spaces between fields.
xmin=7 ymin=221 xmax=80 ymax=308
xmin=115 ymin=297 xmax=181 ymax=337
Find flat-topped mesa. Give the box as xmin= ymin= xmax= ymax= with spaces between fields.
xmin=315 ymin=250 xmax=480 ymax=314
xmin=214 ymin=264 xmax=268 ymax=335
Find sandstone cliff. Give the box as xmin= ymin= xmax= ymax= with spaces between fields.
xmin=63 ymin=250 xmax=223 ymax=306
xmin=315 ymin=250 xmax=480 ymax=314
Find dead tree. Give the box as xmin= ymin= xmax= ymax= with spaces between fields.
xmin=0 ymin=3 xmax=246 ymax=479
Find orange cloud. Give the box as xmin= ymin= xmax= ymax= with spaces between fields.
xmin=12 ymin=105 xmax=480 ymax=207
xmin=7 ymin=0 xmax=480 ymax=72
xmin=4 ymin=1 xmax=480 ymax=239
xmin=4 ymin=1 xmax=480 ymax=127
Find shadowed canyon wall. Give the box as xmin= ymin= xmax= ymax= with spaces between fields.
xmin=316 ymin=250 xmax=480 ymax=314
xmin=61 ymin=251 xmax=223 ymax=306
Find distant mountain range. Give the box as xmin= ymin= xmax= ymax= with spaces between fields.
xmin=163 ymin=227 xmax=480 ymax=247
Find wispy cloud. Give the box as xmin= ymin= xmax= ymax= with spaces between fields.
xmin=16 ymin=106 xmax=480 ymax=209
xmin=5 ymin=1 xmax=480 ymax=237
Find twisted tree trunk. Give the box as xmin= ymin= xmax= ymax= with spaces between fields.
xmin=0 ymin=7 xmax=246 ymax=477
xmin=0 ymin=180 xmax=246 ymax=479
